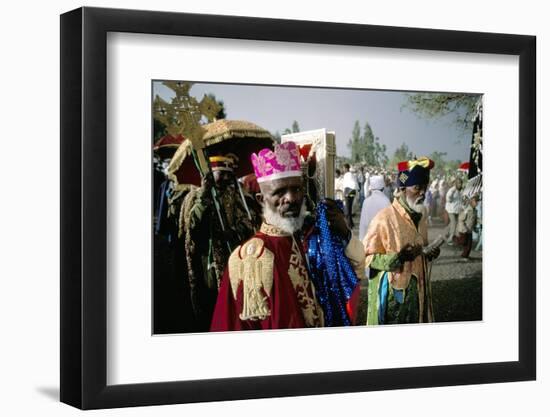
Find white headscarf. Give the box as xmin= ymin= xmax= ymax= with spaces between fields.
xmin=358 ymin=185 xmax=391 ymax=242
xmin=369 ymin=175 xmax=385 ymax=191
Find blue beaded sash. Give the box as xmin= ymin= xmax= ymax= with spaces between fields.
xmin=306 ymin=200 xmax=359 ymax=326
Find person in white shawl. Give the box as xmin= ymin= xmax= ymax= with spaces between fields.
xmin=358 ymin=175 xmax=391 ymax=242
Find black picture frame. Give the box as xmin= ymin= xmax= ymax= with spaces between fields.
xmin=60 ymin=6 xmax=536 ymax=410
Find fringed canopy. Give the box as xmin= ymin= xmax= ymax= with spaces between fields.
xmin=166 ymin=120 xmax=275 ymax=186
xmin=202 ymin=120 xmax=274 ymax=147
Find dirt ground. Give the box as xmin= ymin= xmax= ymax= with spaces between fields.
xmin=351 ymin=205 xmax=482 ymax=324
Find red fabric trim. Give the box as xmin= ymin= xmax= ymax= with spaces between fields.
xmin=346 ymin=284 xmax=361 ymax=325
xmin=397 ymin=160 xmax=409 ymax=171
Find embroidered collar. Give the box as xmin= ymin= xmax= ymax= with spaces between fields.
xmin=260 ymin=222 xmax=292 ymax=237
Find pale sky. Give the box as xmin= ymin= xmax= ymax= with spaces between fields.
xmin=153 ymin=81 xmax=477 ymax=162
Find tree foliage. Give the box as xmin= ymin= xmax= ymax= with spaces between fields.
xmin=374 ymin=137 xmax=388 ymax=167
xmin=362 ymin=122 xmax=375 ymax=165
xmin=403 ymin=93 xmax=480 ymax=132
xmin=282 ymin=120 xmax=301 ymax=135
xmin=206 ymin=93 xmax=227 ymax=120
xmin=347 ymin=121 xmax=362 ymax=163
xmin=428 ymin=151 xmax=448 ymax=174
xmin=272 ymin=131 xmax=282 ymax=143
xmin=347 ymin=120 xmax=388 ymax=166
xmin=389 ymin=143 xmax=414 ymax=168
xmin=428 ymin=151 xmax=462 ymax=176
xmin=153 ymin=118 xmax=168 ymax=143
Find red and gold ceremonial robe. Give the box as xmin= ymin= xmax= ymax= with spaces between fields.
xmin=210 ymin=223 xmax=325 ymax=331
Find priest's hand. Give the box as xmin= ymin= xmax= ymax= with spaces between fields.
xmin=201 ymin=172 xmax=214 ymax=192
xmin=426 ymin=246 xmax=441 ymax=261
xmin=324 ymin=198 xmax=350 ymax=240
xmin=398 ymin=244 xmax=423 ymax=263
xmin=199 ymin=173 xmax=215 ymax=204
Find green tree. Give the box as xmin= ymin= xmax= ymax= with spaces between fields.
xmin=362 ymin=122 xmax=375 ymax=165
xmin=428 ymin=151 xmax=448 ymax=175
xmin=206 ymin=93 xmax=227 ymax=120
xmin=362 ymin=122 xmax=389 ymax=166
xmin=447 ymin=159 xmax=462 ymax=173
xmin=272 ymin=130 xmax=282 ymax=144
xmin=282 ymin=120 xmax=301 ymax=136
xmin=347 ymin=120 xmax=362 ymax=163
xmin=390 ymin=142 xmax=414 ymax=168
xmin=336 ymin=155 xmax=352 ymax=168
xmin=153 ymin=119 xmax=168 ymax=143
xmin=426 ymin=152 xmax=464 ymax=175
xmin=403 ymin=93 xmax=479 ymax=132
xmin=374 ymin=139 xmax=389 ymax=167
xmin=348 ymin=120 xmax=388 ymax=166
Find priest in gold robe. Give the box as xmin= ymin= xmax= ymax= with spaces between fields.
xmin=363 ymin=157 xmax=441 ymax=325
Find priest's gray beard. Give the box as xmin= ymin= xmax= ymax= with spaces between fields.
xmin=262 ymin=200 xmax=307 ymax=235
xmin=406 ymin=196 xmax=425 ymax=214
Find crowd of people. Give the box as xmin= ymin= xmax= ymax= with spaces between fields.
xmin=335 ymin=164 xmax=482 ymax=262
xmin=154 ymin=122 xmax=482 ymax=333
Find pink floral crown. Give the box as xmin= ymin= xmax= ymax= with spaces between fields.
xmin=250 ymin=141 xmax=302 ymax=183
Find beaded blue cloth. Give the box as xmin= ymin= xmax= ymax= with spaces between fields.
xmin=307 ymin=200 xmax=359 ymax=326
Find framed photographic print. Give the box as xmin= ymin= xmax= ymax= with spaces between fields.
xmin=60 ymin=6 xmax=536 ymax=410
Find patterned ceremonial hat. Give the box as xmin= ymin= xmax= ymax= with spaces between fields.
xmin=396 ymin=156 xmax=434 ymax=187
xmin=251 ymin=141 xmax=302 ymax=183
xmin=209 ymin=155 xmax=235 ymax=172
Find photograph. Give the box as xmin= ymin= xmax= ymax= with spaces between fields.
xmin=152 ymin=81 xmax=483 ymax=334
xmin=55 ymin=5 xmax=537 ymax=410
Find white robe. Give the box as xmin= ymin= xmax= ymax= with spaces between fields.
xmin=343 ymin=172 xmax=359 ymax=193
xmin=358 ymin=190 xmax=391 ymax=242
xmin=334 ymin=176 xmax=344 ymax=201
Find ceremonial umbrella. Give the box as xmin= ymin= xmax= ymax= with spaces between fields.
xmin=201 ymin=119 xmax=275 ymax=178
xmin=165 ymin=120 xmax=275 ymax=236
xmin=202 ymin=120 xmax=275 ymax=225
xmin=166 ymin=139 xmax=202 ymax=186
xmin=153 ymin=134 xmax=185 ymax=159
xmin=167 ymin=119 xmax=275 ymax=186
xmin=458 ymin=161 xmax=470 ymax=173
